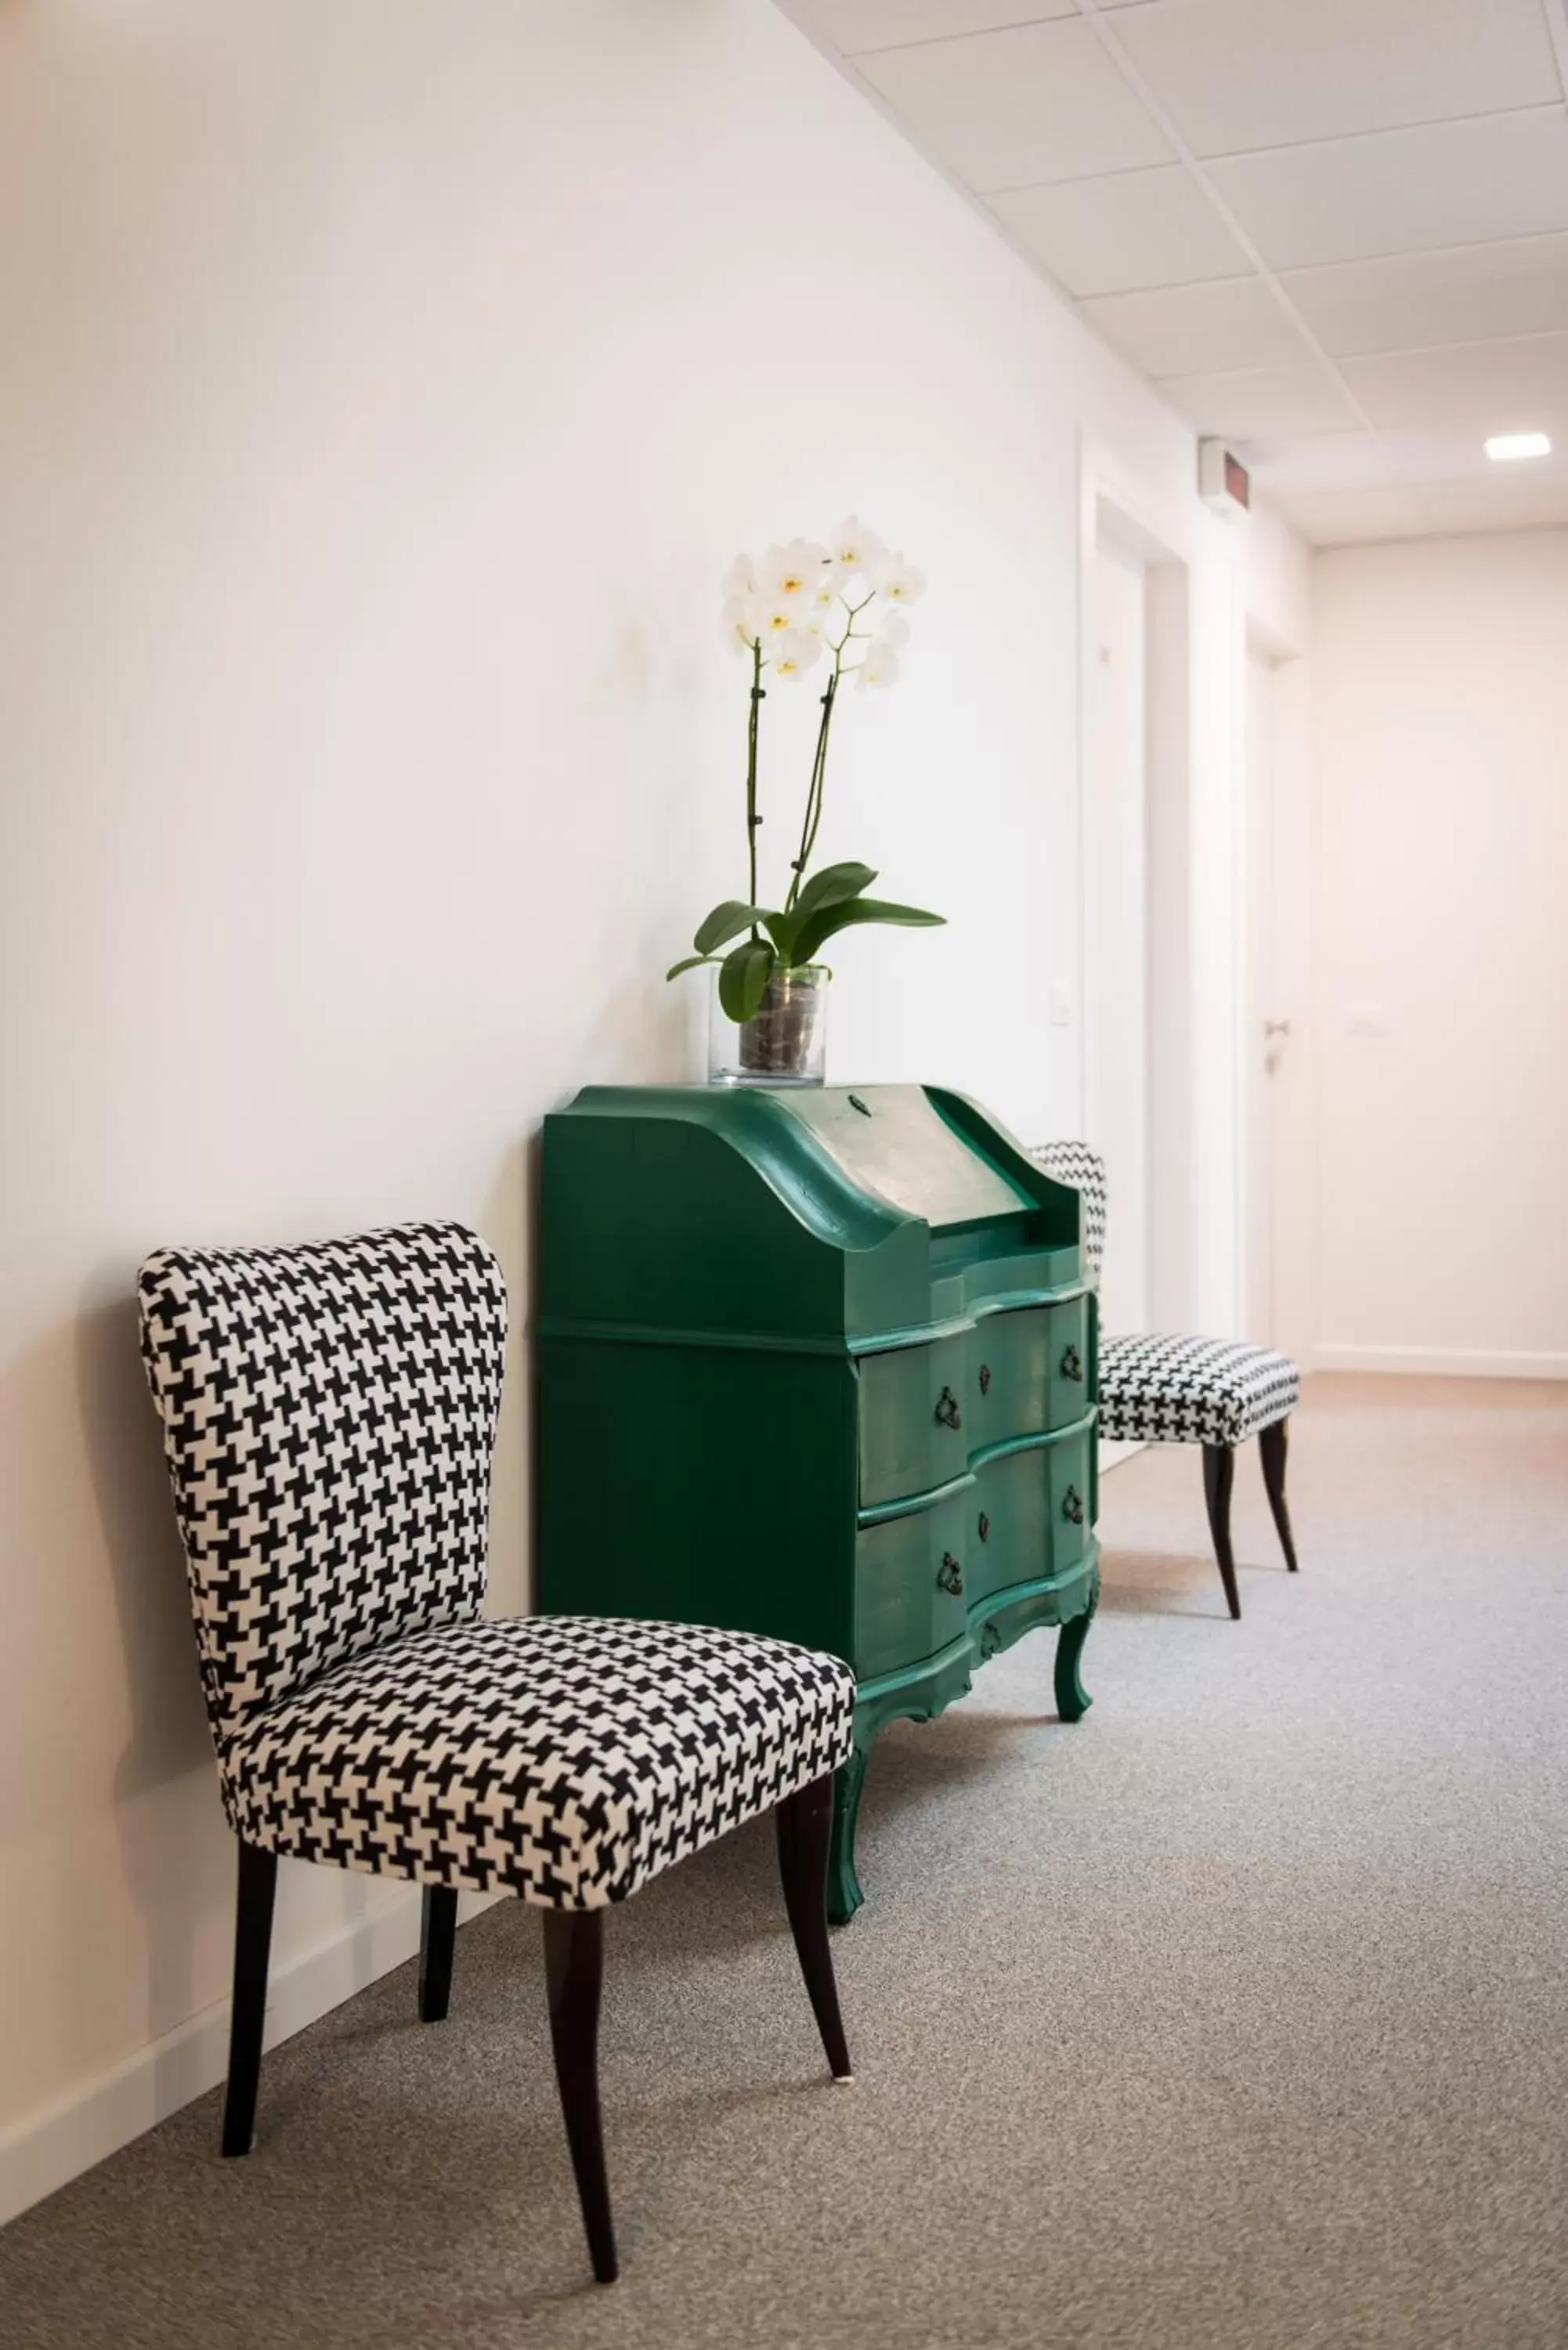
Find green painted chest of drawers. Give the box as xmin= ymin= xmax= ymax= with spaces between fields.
xmin=537 ymin=1082 xmax=1100 ymax=1919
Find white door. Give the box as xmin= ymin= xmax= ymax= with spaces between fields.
xmin=1243 ymin=646 xmax=1281 ymax=1343
xmin=1084 ymin=537 xmax=1151 ymax=1341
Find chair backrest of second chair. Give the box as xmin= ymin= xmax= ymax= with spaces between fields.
xmin=139 ymin=1221 xmax=508 ymax=1744
xmin=1029 ymin=1141 xmax=1107 ymax=1293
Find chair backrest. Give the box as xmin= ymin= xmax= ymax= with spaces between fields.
xmin=139 ymin=1222 xmax=508 ymax=1743
xmin=1029 ymin=1141 xmax=1107 ymax=1292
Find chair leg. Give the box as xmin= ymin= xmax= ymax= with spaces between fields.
xmin=222 ymin=1841 xmax=278 ymax=2157
xmin=1202 ymin=1443 xmax=1242 ymax=1622
xmin=418 ymin=1886 xmax=457 ymax=2023
xmin=543 ymin=1909 xmax=617 ymax=2286
xmin=1259 ymin=1419 xmax=1299 ymax=1572
xmin=775 ymin=1773 xmax=854 ymax=2082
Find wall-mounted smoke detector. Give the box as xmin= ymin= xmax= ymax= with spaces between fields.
xmin=1485 ymin=432 xmax=1551 ymax=461
xmin=1198 ymin=439 xmax=1251 ymax=522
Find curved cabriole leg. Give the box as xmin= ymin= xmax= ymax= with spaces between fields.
xmin=418 ymin=1886 xmax=457 ymax=2023
xmin=1054 ymin=1578 xmax=1098 ymax=1721
xmin=775 ymin=1774 xmax=853 ymax=2080
xmin=1259 ymin=1418 xmax=1299 ymax=1572
xmin=222 ymin=1840 xmax=277 ymax=2158
xmin=543 ymin=1909 xmax=617 ymax=2286
xmin=1203 ymin=1442 xmax=1241 ymax=1619
xmin=827 ymin=1744 xmax=869 ymax=1927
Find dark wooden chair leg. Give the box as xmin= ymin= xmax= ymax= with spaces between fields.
xmin=222 ymin=1841 xmax=278 ymax=2157
xmin=418 ymin=1886 xmax=457 ymax=2023
xmin=543 ymin=1909 xmax=617 ymax=2286
xmin=776 ymin=1773 xmax=854 ymax=2081
xmin=1202 ymin=1442 xmax=1242 ymax=1621
xmin=1259 ymin=1419 xmax=1299 ymax=1572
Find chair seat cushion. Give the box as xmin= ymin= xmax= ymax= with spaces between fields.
xmin=220 ymin=1614 xmax=855 ymax=1911
xmin=1100 ymin=1334 xmax=1300 ymax=1448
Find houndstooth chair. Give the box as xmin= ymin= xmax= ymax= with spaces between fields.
xmin=138 ymin=1221 xmax=855 ymax=2285
xmin=1030 ymin=1144 xmax=1300 ymax=1619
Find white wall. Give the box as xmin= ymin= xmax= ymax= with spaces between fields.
xmin=1310 ymin=530 xmax=1568 ymax=1376
xmin=0 ymin=0 xmax=1308 ymax=2214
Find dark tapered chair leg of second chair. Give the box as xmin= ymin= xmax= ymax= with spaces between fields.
xmin=1202 ymin=1442 xmax=1242 ymax=1622
xmin=418 ymin=1886 xmax=457 ymax=2023
xmin=543 ymin=1910 xmax=617 ymax=2285
xmin=1259 ymin=1419 xmax=1299 ymax=1573
xmin=775 ymin=1772 xmax=853 ymax=2081
xmin=222 ymin=1841 xmax=278 ymax=2157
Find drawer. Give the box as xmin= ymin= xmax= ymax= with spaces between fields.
xmin=858 ymin=1333 xmax=970 ymax=1508
xmin=857 ymin=1298 xmax=1091 ymax=1509
xmin=854 ymin=1488 xmax=970 ymax=1681
xmin=971 ymin=1298 xmax=1090 ymax=1451
xmin=963 ymin=1432 xmax=1094 ymax=1607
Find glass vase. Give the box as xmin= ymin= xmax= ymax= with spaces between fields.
xmin=708 ymin=963 xmax=830 ymax=1088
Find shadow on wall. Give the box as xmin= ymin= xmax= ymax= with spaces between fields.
xmin=482 ymin=1131 xmax=534 ymax=1622
xmin=75 ymin=1275 xmax=223 ymax=2056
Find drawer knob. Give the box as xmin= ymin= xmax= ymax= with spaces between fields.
xmin=1063 ymin=1484 xmax=1085 ymax=1526
xmin=977 ymin=1512 xmax=991 ymax=1543
xmin=938 ymin=1553 xmax=964 ymax=1596
xmin=977 ymin=1363 xmax=992 ymax=1396
xmin=934 ymin=1386 xmax=963 ymax=1431
xmin=1060 ymin=1344 xmax=1084 ymax=1382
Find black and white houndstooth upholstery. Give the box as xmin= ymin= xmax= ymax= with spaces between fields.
xmin=223 ymin=1613 xmax=854 ymax=1910
xmin=1098 ymin=1332 xmax=1299 ymax=1448
xmin=139 ymin=1223 xmax=508 ymax=1741
xmin=1030 ymin=1140 xmax=1107 ymax=1289
xmin=139 ymin=1223 xmax=855 ymax=1909
xmin=1028 ymin=1141 xmax=1299 ymax=1448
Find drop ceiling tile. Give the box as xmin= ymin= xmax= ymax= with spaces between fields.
xmin=1263 ymin=483 xmax=1429 ymax=546
xmin=800 ymin=0 xmax=1075 ymax=54
xmin=1244 ymin=431 xmax=1403 ymax=494
xmin=1338 ymin=332 xmax=1568 ymax=430
xmin=856 ymin=18 xmax=1172 ymax=190
xmin=1411 ymin=476 xmax=1568 ymax=533
xmin=1209 ymin=107 xmax=1568 ymax=270
xmin=1159 ymin=361 xmax=1363 ymax=438
xmin=1109 ymin=0 xmax=1561 ymax=160
xmin=1081 ymin=274 xmax=1314 ymax=377
xmin=1384 ymin=427 xmax=1568 ymax=486
xmin=988 ymin=163 xmax=1248 ymax=296
xmin=1283 ymin=233 xmax=1568 ymax=359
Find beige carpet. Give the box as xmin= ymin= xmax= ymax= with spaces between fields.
xmin=3 ymin=1375 xmax=1566 ymax=2350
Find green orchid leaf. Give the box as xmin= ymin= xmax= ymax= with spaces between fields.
xmin=718 ymin=938 xmax=775 ymax=1024
xmin=789 ymin=895 xmax=945 ymax=967
xmin=791 ymin=861 xmax=878 ymax=922
xmin=665 ymin=954 xmax=721 ymax=982
xmin=762 ymin=907 xmax=800 ymax=961
xmin=693 ymin=900 xmax=778 ymax=955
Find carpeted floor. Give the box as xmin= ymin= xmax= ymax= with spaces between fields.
xmin=4 ymin=1375 xmax=1566 ymax=2350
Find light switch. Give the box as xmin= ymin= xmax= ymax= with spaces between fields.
xmin=1049 ymin=985 xmax=1075 ymax=1029
xmin=1344 ymin=1000 xmax=1386 ymax=1037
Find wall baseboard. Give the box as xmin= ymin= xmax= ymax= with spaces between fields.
xmin=0 ymin=1884 xmax=503 ymax=2229
xmin=1311 ymin=1345 xmax=1568 ymax=1381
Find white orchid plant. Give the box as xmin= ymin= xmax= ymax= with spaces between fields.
xmin=667 ymin=517 xmax=945 ymax=1025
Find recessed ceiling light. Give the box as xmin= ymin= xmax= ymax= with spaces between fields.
xmin=1485 ymin=432 xmax=1551 ymax=462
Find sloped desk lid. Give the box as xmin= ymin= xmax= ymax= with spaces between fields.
xmin=782 ymin=1084 xmax=1034 ymax=1231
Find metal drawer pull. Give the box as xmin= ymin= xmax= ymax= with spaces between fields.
xmin=1063 ymin=1485 xmax=1085 ymax=1526
xmin=934 ymin=1386 xmax=963 ymax=1430
xmin=938 ymin=1553 xmax=964 ymax=1596
xmin=977 ymin=1363 xmax=992 ymax=1396
xmin=1060 ymin=1345 xmax=1084 ymax=1382
xmin=977 ymin=1512 xmax=990 ymax=1543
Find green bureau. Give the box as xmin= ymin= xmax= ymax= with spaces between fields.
xmin=537 ymin=1082 xmax=1100 ymax=1921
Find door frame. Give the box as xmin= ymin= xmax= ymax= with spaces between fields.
xmin=1076 ymin=445 xmax=1194 ymax=1337
xmin=1236 ymin=609 xmax=1311 ymax=1359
